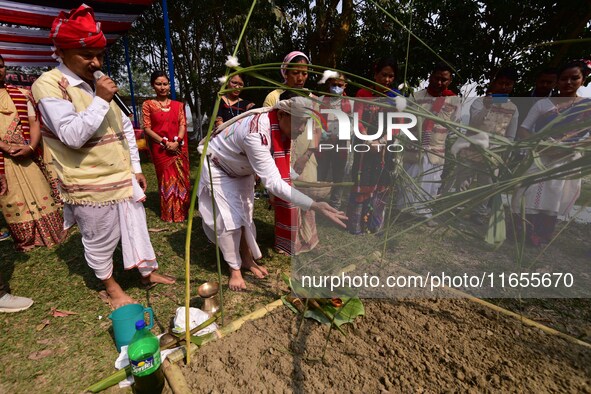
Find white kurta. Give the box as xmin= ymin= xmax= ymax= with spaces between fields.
xmin=398 ymin=90 xmax=461 ymax=216
xmin=198 ymin=113 xmax=313 ymax=269
xmin=36 ymin=64 xmax=157 ymax=279
xmin=511 ymin=98 xmax=582 ymax=217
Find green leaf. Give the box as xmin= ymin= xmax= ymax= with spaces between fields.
xmin=281 ymin=295 xmax=299 ymax=314
xmin=281 ymin=273 xmax=292 ymax=288
xmin=287 ymin=297 xmax=365 ymax=328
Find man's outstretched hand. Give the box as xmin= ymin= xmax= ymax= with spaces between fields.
xmin=311 ymin=201 xmax=347 ymax=228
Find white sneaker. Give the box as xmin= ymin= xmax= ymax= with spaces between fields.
xmin=0 ymin=293 xmax=34 ymax=313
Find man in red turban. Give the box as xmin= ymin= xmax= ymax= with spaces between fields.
xmin=50 ymin=4 xmax=106 ymax=49
xmin=48 ymin=4 xmax=108 ymax=85
xmin=33 ymin=4 xmax=176 ymax=309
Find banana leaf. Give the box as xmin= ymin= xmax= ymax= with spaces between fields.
xmin=282 ymin=296 xmax=365 ymax=328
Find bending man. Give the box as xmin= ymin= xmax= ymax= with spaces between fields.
xmin=199 ymin=98 xmax=347 ymax=291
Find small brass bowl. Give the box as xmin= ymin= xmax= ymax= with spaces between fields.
xmin=198 ymin=281 xmax=219 ymax=298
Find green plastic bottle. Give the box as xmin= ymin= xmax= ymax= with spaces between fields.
xmin=128 ymin=320 xmax=165 ymax=394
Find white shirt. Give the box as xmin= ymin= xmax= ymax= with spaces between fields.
xmin=520 ymin=98 xmax=556 ymax=133
xmin=36 ymin=63 xmax=142 ymax=174
xmin=206 ymin=113 xmax=313 ymax=210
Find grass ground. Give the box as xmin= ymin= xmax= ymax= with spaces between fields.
xmin=0 ymin=153 xmax=290 ymax=393
xmin=0 ymin=152 xmax=589 ymax=393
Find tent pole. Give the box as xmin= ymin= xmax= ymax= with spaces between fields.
xmin=123 ymin=36 xmax=139 ymax=128
xmin=161 ymin=0 xmax=176 ymax=100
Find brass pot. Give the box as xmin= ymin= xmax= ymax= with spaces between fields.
xmin=198 ymin=281 xmax=220 ymax=315
xmin=198 ymin=281 xmax=219 ymax=298
xmin=202 ymin=296 xmax=220 ymax=315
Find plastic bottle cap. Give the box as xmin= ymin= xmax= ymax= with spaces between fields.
xmin=135 ymin=320 xmax=146 ymax=330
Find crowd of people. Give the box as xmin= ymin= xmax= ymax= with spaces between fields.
xmin=183 ymin=53 xmax=591 ymax=292
xmin=0 ymin=4 xmax=589 ymax=311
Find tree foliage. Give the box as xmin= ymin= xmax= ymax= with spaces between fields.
xmin=107 ymin=0 xmax=591 ymax=127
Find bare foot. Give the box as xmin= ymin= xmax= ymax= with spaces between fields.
xmin=104 ymin=284 xmax=135 ymax=309
xmin=229 ymin=269 xmax=246 ymax=291
xmin=102 ymin=277 xmax=135 ymax=309
xmin=142 ymin=272 xmax=176 ymax=286
xmin=242 ymin=259 xmax=269 ymax=279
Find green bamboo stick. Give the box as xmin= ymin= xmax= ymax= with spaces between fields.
xmin=85 ymin=366 xmax=131 ymax=393
xmin=183 ymin=0 xmax=258 ymax=365
xmin=206 ymin=155 xmax=224 ymax=325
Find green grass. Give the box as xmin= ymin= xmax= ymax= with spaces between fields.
xmin=0 ymin=151 xmax=290 ymax=393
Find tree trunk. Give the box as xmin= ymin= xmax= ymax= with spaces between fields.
xmin=309 ymin=0 xmax=354 ymax=67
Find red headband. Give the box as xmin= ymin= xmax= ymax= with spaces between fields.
xmin=50 ymin=4 xmax=106 ymax=49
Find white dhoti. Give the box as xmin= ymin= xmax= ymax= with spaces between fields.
xmin=198 ymin=160 xmax=262 ymax=270
xmin=63 ymin=176 xmax=158 ymax=280
xmin=397 ymin=155 xmax=443 ymax=216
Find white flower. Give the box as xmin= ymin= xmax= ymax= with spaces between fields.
xmin=217 ymin=75 xmax=228 ymax=85
xmin=225 ymin=55 xmax=240 ymax=68
xmin=318 ymin=70 xmax=340 ymax=85
xmin=395 ymin=95 xmax=407 ymax=112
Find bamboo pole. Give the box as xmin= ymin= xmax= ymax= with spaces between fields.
xmin=390 ymin=265 xmax=591 ymax=350
xmin=182 ymin=0 xmax=259 ymax=365
xmin=167 ymin=299 xmax=284 ymax=364
xmin=466 ymin=296 xmax=591 ymax=350
xmin=84 ymin=366 xmax=130 ymax=393
xmin=162 ymin=359 xmax=192 ymax=394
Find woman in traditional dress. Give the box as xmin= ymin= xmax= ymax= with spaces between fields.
xmin=215 ymin=74 xmax=254 ymax=127
xmin=512 ymin=60 xmax=591 ymax=246
xmin=142 ymin=71 xmax=190 ymax=222
xmin=347 ymin=57 xmax=399 ymax=235
xmin=0 ymin=55 xmax=66 ymax=251
xmin=198 ymin=98 xmax=346 ymax=291
xmin=263 ymin=51 xmax=320 ymax=255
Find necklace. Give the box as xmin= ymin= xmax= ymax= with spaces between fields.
xmin=156 ymin=98 xmax=171 ymax=112
xmin=553 ymin=96 xmax=579 ymax=114
xmin=223 ymin=96 xmax=240 ymax=117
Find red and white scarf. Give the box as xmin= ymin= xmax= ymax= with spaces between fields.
xmin=270 ymin=109 xmax=297 ymax=254
xmin=421 ymin=88 xmax=456 ymax=147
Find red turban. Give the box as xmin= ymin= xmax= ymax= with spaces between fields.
xmin=50 ymin=4 xmax=106 ymax=49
